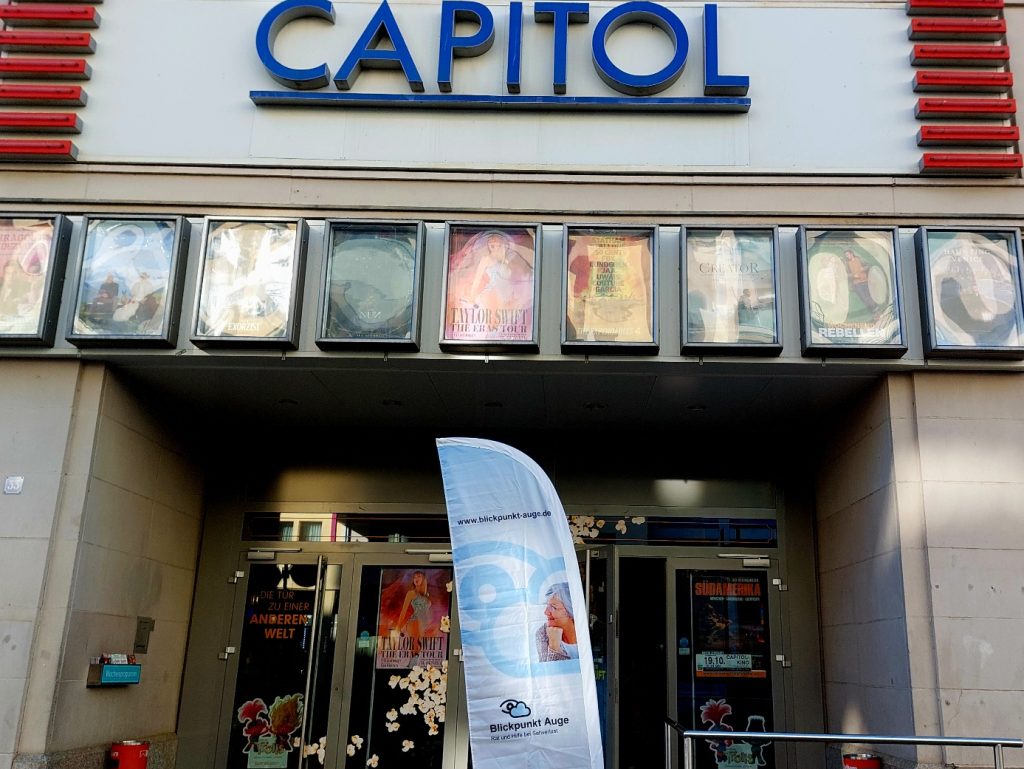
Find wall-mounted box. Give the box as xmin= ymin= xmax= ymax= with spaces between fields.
xmin=87 ymin=663 xmax=141 ymax=687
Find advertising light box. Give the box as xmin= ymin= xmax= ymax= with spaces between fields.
xmin=318 ymin=221 xmax=425 ymax=350
xmin=797 ymin=228 xmax=907 ymax=358
xmin=562 ymin=226 xmax=658 ymax=352
xmin=0 ymin=215 xmax=71 ymax=346
xmin=68 ymin=216 xmax=189 ymax=348
xmin=192 ymin=219 xmax=308 ymax=349
xmin=916 ymin=228 xmax=1024 ymax=359
xmin=441 ymin=223 xmax=540 ymax=351
xmin=683 ymin=227 xmax=781 ymax=353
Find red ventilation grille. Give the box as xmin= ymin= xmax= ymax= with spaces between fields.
xmin=907 ymin=0 xmax=1018 ymax=176
xmin=0 ymin=3 xmax=98 ymax=163
xmin=0 ymin=139 xmax=78 ymax=161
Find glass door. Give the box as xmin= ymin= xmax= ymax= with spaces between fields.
xmin=333 ymin=555 xmax=460 ymax=769
xmin=671 ymin=565 xmax=777 ymax=769
xmin=218 ymin=553 xmax=347 ymax=769
xmin=609 ymin=552 xmax=784 ymax=769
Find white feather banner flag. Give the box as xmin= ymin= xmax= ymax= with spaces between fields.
xmin=436 ymin=437 xmax=604 ymax=769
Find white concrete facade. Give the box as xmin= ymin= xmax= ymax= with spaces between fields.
xmin=1 ymin=0 xmax=1023 ymax=767
xmin=816 ymin=373 xmax=1024 ymax=767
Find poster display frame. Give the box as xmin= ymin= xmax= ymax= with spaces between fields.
xmin=66 ymin=214 xmax=190 ymax=348
xmin=439 ymin=221 xmax=541 ymax=352
xmin=560 ymin=224 xmax=659 ymax=353
xmin=915 ymin=227 xmax=1024 ymax=359
xmin=796 ymin=226 xmax=908 ymax=358
xmin=680 ymin=226 xmax=782 ymax=355
xmin=191 ymin=217 xmax=309 ymax=349
xmin=0 ymin=214 xmax=71 ymax=347
xmin=316 ymin=219 xmax=425 ymax=350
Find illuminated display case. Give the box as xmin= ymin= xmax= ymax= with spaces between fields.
xmin=317 ymin=220 xmax=425 ymax=350
xmin=561 ymin=225 xmax=658 ymax=353
xmin=682 ymin=227 xmax=781 ymax=354
xmin=0 ymin=214 xmax=71 ymax=346
xmin=191 ymin=218 xmax=308 ymax=349
xmin=67 ymin=215 xmax=189 ymax=348
xmin=797 ymin=227 xmax=907 ymax=357
xmin=440 ymin=222 xmax=541 ymax=351
xmin=915 ymin=228 xmax=1024 ymax=359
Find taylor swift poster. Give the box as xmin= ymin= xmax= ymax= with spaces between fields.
xmin=441 ymin=224 xmax=538 ymax=347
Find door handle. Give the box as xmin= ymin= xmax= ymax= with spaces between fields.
xmin=218 ymin=646 xmax=237 ymax=661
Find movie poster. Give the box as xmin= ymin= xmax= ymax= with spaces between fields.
xmin=685 ymin=229 xmax=778 ymax=346
xmin=442 ymin=225 xmax=537 ymax=345
xmin=801 ymin=229 xmax=903 ymax=349
xmin=0 ymin=217 xmax=57 ymax=337
xmin=194 ymin=220 xmax=303 ymax=343
xmin=565 ymin=228 xmax=655 ymax=345
xmin=691 ymin=574 xmax=769 ymax=679
xmin=375 ymin=568 xmax=452 ymax=670
xmin=682 ymin=571 xmax=774 ymax=769
xmin=920 ymin=229 xmax=1024 ymax=353
xmin=70 ymin=217 xmax=183 ymax=342
xmin=321 ymin=222 xmax=421 ymax=345
xmin=344 ymin=565 xmax=453 ymax=769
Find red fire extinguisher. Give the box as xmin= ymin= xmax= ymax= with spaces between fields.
xmin=110 ymin=740 xmax=149 ymax=769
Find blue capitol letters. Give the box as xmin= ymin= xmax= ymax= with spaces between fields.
xmin=703 ymin=3 xmax=749 ymax=95
xmin=255 ymin=0 xmax=334 ymax=89
xmin=591 ymin=1 xmax=689 ymax=96
xmin=438 ymin=1 xmax=496 ymax=92
xmin=506 ymin=1 xmax=524 ymax=92
xmin=254 ymin=0 xmax=751 ymax=101
xmin=335 ymin=0 xmax=424 ymax=91
xmin=534 ymin=2 xmax=590 ymax=94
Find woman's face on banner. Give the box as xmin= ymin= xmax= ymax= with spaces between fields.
xmin=544 ymin=595 xmax=573 ymax=631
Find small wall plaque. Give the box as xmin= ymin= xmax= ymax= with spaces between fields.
xmin=87 ymin=663 xmax=142 ymax=687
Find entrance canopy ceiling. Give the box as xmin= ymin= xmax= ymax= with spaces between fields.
xmin=118 ymin=358 xmax=881 ymax=458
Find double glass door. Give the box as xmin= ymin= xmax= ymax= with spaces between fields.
xmin=217 ymin=552 xmax=465 ymax=769
xmin=215 ymin=548 xmax=783 ymax=769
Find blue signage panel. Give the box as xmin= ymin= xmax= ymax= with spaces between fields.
xmin=87 ymin=664 xmax=142 ymax=686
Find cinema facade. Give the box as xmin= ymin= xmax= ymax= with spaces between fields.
xmin=0 ymin=0 xmax=1022 ymax=768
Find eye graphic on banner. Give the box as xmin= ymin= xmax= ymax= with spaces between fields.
xmin=500 ymin=700 xmax=532 ymax=718
xmin=452 ymin=539 xmax=578 ymax=678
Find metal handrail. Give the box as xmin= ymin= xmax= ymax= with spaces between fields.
xmin=664 ymin=720 xmax=1024 ymax=769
